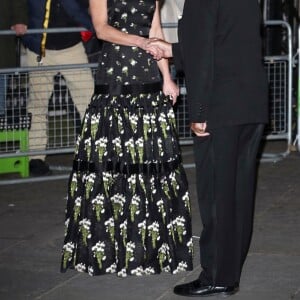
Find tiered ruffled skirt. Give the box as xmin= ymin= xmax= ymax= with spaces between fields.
xmin=61 ymin=90 xmax=193 ymax=276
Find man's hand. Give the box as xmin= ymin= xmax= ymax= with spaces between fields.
xmin=146 ymin=38 xmax=173 ymax=60
xmin=191 ymin=122 xmax=210 ymax=137
xmin=11 ymin=24 xmax=27 ymax=36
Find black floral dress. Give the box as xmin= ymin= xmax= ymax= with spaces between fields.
xmin=61 ymin=0 xmax=193 ymax=277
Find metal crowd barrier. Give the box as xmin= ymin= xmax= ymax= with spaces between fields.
xmin=0 ymin=64 xmax=96 ymax=156
xmin=0 ymin=22 xmax=295 ymax=183
xmin=262 ymin=20 xmax=293 ymax=161
xmin=0 ymin=64 xmax=189 ymax=154
xmin=295 ymin=25 xmax=300 ymax=151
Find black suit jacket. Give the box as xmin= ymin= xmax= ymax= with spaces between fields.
xmin=173 ymin=0 xmax=269 ymax=129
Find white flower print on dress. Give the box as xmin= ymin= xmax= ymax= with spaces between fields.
xmin=158 ymin=243 xmax=171 ymax=270
xmin=138 ymin=220 xmax=146 ymax=246
xmin=62 ymin=242 xmax=75 ymax=269
xmin=129 ymin=113 xmax=139 ymax=133
xmin=106 ymin=67 xmax=114 ymax=76
xmin=167 ymin=108 xmax=176 ymax=127
xmin=117 ymin=268 xmax=127 ymax=278
xmin=105 ymin=217 xmax=115 ymax=242
xmin=92 ymin=241 xmax=107 ymax=269
xmin=125 ymin=138 xmax=136 ymax=163
xmin=173 ymin=261 xmax=188 ymax=274
xmin=143 ymin=114 xmax=151 ymax=140
xmin=91 ymin=114 xmax=100 ymax=140
xmin=79 ymin=218 xmax=91 ymax=246
xmin=111 ymin=194 xmax=126 ymax=220
xmin=84 ymin=138 xmax=92 ymax=160
xmin=92 ymin=194 xmax=105 ymax=221
xmin=102 ymin=172 xmax=113 ymax=196
xmin=157 ymin=198 xmax=166 ymax=224
xmin=120 ymin=220 xmax=128 ymax=246
xmin=112 ymin=137 xmax=123 ymax=157
xmin=88 ymin=266 xmax=94 ymax=276
xmin=84 ymin=173 xmax=96 ymax=199
xmin=106 ymin=263 xmax=117 ymax=273
xmin=95 ymin=137 xmax=108 ymax=160
xmin=125 ymin=241 xmax=136 ymax=268
xmin=73 ymin=197 xmax=82 ymax=222
xmin=182 ymin=192 xmax=191 ymax=213
xmin=128 ymin=174 xmax=137 ymax=194
xmin=173 ymin=216 xmax=187 ymax=243
xmin=187 ymin=237 xmax=194 ymax=255
xmin=70 ymin=173 xmax=78 ymax=198
xmin=148 ymin=221 xmax=160 ymax=248
xmin=144 ymin=267 xmax=155 ymax=275
xmin=131 ymin=266 xmax=144 ymax=276
xmin=135 ymin=137 xmax=144 ymax=162
xmin=75 ymin=263 xmax=86 ymax=272
xmin=157 ymin=137 xmax=164 ymax=157
xmin=64 ymin=218 xmax=70 ymax=236
xmin=129 ymin=194 xmax=141 ymax=222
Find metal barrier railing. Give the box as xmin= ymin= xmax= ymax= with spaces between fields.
xmin=0 ymin=22 xmax=296 ymax=184
xmin=0 ymin=65 xmax=190 ymax=157
xmin=295 ymin=25 xmax=300 ymax=151
xmin=262 ymin=20 xmax=293 ymax=161
xmin=0 ymin=27 xmax=191 ymax=184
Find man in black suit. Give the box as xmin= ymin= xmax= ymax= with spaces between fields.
xmin=148 ymin=0 xmax=268 ymax=297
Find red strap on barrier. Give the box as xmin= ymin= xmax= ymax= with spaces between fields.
xmin=80 ymin=30 xmax=93 ymax=42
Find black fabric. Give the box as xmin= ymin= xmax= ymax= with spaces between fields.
xmin=174 ymin=0 xmax=269 ymax=128
xmin=61 ymin=0 xmax=193 ymax=277
xmin=194 ymin=124 xmax=264 ymax=285
xmin=73 ymin=158 xmax=181 ymax=175
xmin=94 ymin=82 xmax=162 ymax=96
xmin=46 ymin=0 xmax=81 ymax=50
xmin=83 ymin=36 xmax=103 ymax=63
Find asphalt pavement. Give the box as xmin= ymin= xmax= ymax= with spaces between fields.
xmin=0 ymin=142 xmax=300 ymax=300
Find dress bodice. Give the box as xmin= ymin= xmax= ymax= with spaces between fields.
xmin=107 ymin=0 xmax=156 ymax=36
xmin=95 ymin=0 xmax=161 ymax=86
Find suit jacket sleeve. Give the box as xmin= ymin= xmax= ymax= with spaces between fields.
xmin=62 ymin=0 xmax=94 ymax=31
xmin=11 ymin=0 xmax=28 ymax=26
xmin=178 ymin=0 xmax=218 ymax=123
xmin=172 ymin=42 xmax=184 ymax=73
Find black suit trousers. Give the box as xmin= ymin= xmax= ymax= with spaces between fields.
xmin=193 ymin=124 xmax=264 ymax=286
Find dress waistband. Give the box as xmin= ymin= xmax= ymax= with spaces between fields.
xmin=94 ymin=82 xmax=162 ymax=96
xmin=73 ymin=159 xmax=180 ymax=175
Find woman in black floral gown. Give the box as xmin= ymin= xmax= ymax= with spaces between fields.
xmin=61 ymin=0 xmax=193 ymax=277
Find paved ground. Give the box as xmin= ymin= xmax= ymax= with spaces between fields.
xmin=0 ymin=142 xmax=300 ymax=300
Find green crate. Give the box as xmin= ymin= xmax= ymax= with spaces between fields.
xmin=0 ymin=130 xmax=29 ymax=177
